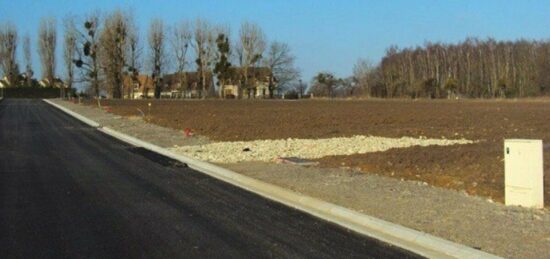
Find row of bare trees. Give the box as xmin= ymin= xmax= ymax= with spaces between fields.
xmin=0 ymin=19 xmax=59 ymax=91
xmin=0 ymin=10 xmax=300 ymax=99
xmin=38 ymin=18 xmax=57 ymax=88
xmin=70 ymin=11 xmax=142 ymax=98
xmin=367 ymin=38 xmax=550 ymax=98
xmin=0 ymin=23 xmax=19 ymax=86
xmin=308 ymin=38 xmax=550 ymax=99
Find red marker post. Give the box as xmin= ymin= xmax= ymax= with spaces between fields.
xmin=184 ymin=128 xmax=193 ymax=137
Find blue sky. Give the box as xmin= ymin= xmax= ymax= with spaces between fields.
xmin=1 ymin=0 xmax=549 ymax=82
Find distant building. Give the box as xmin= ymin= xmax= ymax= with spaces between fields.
xmin=39 ymin=78 xmax=67 ymax=88
xmin=0 ymin=77 xmax=9 ymax=88
xmin=120 ymin=67 xmax=277 ymax=99
xmin=163 ymin=71 xmax=214 ymax=98
xmin=122 ymin=74 xmax=155 ymax=99
xmin=219 ymin=67 xmax=277 ymax=99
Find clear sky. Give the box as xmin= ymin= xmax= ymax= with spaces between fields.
xmin=1 ymin=0 xmax=549 ymax=82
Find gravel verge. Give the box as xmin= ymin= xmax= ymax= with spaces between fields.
xmin=223 ymin=162 xmax=549 ymax=259
xmin=52 ymin=99 xmax=550 ymax=258
xmin=53 ymin=99 xmax=210 ymax=147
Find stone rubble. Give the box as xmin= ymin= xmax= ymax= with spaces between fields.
xmin=169 ymin=135 xmax=474 ymax=163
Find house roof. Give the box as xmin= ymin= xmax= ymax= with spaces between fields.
xmin=123 ymin=74 xmax=154 ymax=93
xmin=225 ymin=67 xmax=275 ymax=86
xmin=163 ymin=71 xmax=214 ymax=91
xmin=39 ymin=78 xmax=66 ymax=88
xmin=0 ymin=76 xmax=14 ymax=87
xmin=159 ymin=67 xmax=276 ymax=91
xmin=0 ymin=79 xmax=8 ymax=88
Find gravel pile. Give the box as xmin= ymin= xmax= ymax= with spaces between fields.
xmin=170 ymin=135 xmax=474 ymax=163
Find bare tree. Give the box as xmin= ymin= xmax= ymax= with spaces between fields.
xmin=206 ymin=26 xmax=222 ymax=97
xmin=193 ymin=19 xmax=215 ymax=97
xmin=63 ymin=16 xmax=77 ymax=97
xmin=310 ymin=72 xmax=339 ymax=98
xmin=236 ymin=21 xmax=266 ymax=98
xmin=170 ymin=20 xmax=192 ymax=96
xmin=340 ymin=76 xmax=357 ymax=97
xmin=193 ymin=19 xmax=208 ymax=97
xmin=193 ymin=19 xmax=216 ymax=98
xmin=38 ymin=17 xmax=57 ymax=87
xmin=352 ymin=58 xmax=374 ymax=97
xmin=0 ymin=22 xmax=19 ymax=86
xmin=126 ymin=19 xmax=141 ymax=99
xmin=296 ymin=79 xmax=307 ymax=97
xmin=264 ymin=41 xmax=299 ymax=97
xmin=23 ymin=34 xmax=33 ymax=86
xmin=148 ymin=18 xmax=165 ymax=99
xmin=74 ymin=12 xmax=102 ymax=98
xmin=100 ymin=10 xmax=132 ymax=98
xmin=286 ymin=79 xmax=307 ymax=98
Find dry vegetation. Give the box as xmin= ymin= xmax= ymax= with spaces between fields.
xmin=86 ymin=98 xmax=550 ymax=205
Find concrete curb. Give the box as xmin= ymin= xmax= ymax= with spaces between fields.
xmin=44 ymin=99 xmax=502 ymax=259
xmin=43 ymin=99 xmax=100 ymax=128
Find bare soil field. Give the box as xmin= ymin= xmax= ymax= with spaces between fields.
xmin=85 ymin=99 xmax=550 ymax=205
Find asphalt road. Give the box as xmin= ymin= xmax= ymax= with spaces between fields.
xmin=0 ymin=99 xmax=420 ymax=258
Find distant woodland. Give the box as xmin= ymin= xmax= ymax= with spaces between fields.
xmin=310 ymin=38 xmax=550 ymax=98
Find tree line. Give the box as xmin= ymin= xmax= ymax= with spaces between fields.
xmin=3 ymin=10 xmax=549 ymax=100
xmin=0 ymin=10 xmax=300 ymax=99
xmin=309 ymin=38 xmax=550 ymax=99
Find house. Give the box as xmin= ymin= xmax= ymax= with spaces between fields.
xmin=163 ymin=71 xmax=214 ymax=98
xmin=0 ymin=77 xmax=9 ymax=88
xmin=128 ymin=68 xmax=276 ymax=99
xmin=122 ymin=72 xmax=215 ymax=99
xmin=219 ymin=67 xmax=277 ymax=99
xmin=1 ymin=75 xmax=41 ymax=88
xmin=39 ymin=78 xmax=67 ymax=88
xmin=122 ymin=74 xmax=155 ymax=99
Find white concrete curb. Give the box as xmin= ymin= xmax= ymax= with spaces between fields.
xmin=43 ymin=99 xmax=100 ymax=128
xmin=44 ymin=99 xmax=502 ymax=259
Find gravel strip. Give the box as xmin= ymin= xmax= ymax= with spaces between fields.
xmin=170 ymin=136 xmax=474 ymax=163
xmin=223 ymin=162 xmax=550 ymax=259
xmin=52 ymin=99 xmax=210 ymax=147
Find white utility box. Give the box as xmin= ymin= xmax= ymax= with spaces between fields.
xmin=504 ymin=139 xmax=544 ymax=208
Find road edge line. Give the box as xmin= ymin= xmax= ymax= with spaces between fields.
xmin=43 ymin=98 xmax=502 ymax=259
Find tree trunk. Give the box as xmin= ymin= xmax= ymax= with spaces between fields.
xmin=268 ymin=76 xmax=275 ymax=98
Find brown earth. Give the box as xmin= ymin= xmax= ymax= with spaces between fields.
xmin=84 ymin=98 xmax=550 ymax=205
xmin=319 ymin=143 xmax=550 ymax=205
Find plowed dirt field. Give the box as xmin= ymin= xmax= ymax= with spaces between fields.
xmin=85 ymin=99 xmax=550 ymax=205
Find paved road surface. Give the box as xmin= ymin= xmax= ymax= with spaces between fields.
xmin=0 ymin=99 xmax=420 ymax=258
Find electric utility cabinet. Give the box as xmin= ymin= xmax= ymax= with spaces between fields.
xmin=504 ymin=139 xmax=544 ymax=208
